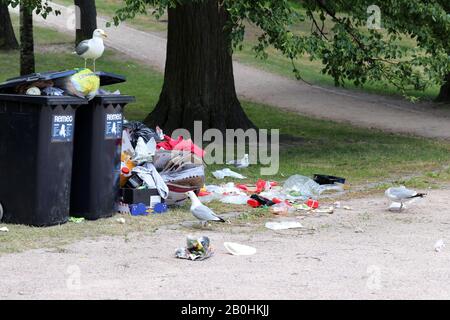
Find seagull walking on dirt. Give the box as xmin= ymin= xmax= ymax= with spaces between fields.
xmin=186 ymin=191 xmax=225 ymax=227
xmin=74 ymin=29 xmax=107 ymax=72
xmin=385 ymin=186 xmax=426 ymax=211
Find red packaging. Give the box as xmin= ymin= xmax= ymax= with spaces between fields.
xmin=306 ymin=199 xmax=319 ymax=209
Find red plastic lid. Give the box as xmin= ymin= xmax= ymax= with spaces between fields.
xmin=121 ymin=167 xmax=130 ymax=174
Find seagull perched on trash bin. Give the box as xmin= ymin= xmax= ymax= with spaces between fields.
xmin=185 ymin=191 xmax=225 ymax=227
xmin=385 ymin=186 xmax=426 ymax=211
xmin=74 ymin=29 xmax=107 ymax=72
xmin=227 ymin=154 xmax=249 ymax=169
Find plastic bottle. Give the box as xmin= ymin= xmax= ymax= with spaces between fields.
xmin=120 ymin=165 xmax=132 ymax=187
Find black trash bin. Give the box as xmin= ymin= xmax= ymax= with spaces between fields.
xmin=70 ymin=73 xmax=135 ymax=220
xmin=0 ymin=94 xmax=87 ymax=226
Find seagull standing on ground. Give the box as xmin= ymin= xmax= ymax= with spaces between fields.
xmin=385 ymin=186 xmax=426 ymax=211
xmin=74 ymin=29 xmax=107 ymax=72
xmin=186 ymin=191 xmax=226 ymax=227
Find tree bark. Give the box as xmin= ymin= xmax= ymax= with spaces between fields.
xmin=20 ymin=1 xmax=34 ymax=75
xmin=437 ymin=73 xmax=450 ymax=102
xmin=144 ymin=0 xmax=255 ymax=135
xmin=0 ymin=2 xmax=19 ymax=50
xmin=75 ymin=0 xmax=97 ymax=45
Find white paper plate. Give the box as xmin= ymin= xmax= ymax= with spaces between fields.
xmin=224 ymin=242 xmax=256 ymax=256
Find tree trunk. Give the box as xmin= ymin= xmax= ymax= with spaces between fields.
xmin=437 ymin=73 xmax=450 ymax=102
xmin=0 ymin=2 xmax=19 ymax=50
xmin=20 ymin=2 xmax=34 ymax=75
xmin=75 ymin=0 xmax=97 ymax=45
xmin=144 ymin=0 xmax=255 ymax=135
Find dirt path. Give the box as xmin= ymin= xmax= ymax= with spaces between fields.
xmin=12 ymin=2 xmax=450 ymax=140
xmin=1 ymin=188 xmax=450 ymax=300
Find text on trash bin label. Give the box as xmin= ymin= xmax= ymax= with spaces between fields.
xmin=105 ymin=113 xmax=123 ymax=139
xmin=52 ymin=115 xmax=74 ymax=142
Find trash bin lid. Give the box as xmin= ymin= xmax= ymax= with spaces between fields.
xmin=95 ymin=71 xmax=126 ymax=86
xmin=0 ymin=70 xmax=77 ymax=93
xmin=0 ymin=70 xmax=127 ymax=93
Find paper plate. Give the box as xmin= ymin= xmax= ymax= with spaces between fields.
xmin=224 ymin=242 xmax=256 ymax=256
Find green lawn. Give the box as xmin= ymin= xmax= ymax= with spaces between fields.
xmin=1 ymin=22 xmax=450 ymax=255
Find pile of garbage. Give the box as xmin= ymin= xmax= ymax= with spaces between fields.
xmin=119 ymin=120 xmax=206 ymax=214
xmin=197 ymin=174 xmax=345 ymax=216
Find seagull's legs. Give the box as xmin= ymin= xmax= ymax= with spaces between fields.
xmin=84 ymin=59 xmax=87 ymax=69
xmin=400 ymin=202 xmax=404 ymax=212
xmin=93 ymin=59 xmax=96 ymax=72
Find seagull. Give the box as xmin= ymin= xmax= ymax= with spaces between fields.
xmin=227 ymin=154 xmax=249 ymax=169
xmin=385 ymin=186 xmax=426 ymax=211
xmin=74 ymin=29 xmax=107 ymax=72
xmin=185 ymin=191 xmax=225 ymax=227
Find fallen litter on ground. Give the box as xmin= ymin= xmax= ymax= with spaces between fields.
xmin=224 ymin=242 xmax=256 ymax=256
xmin=434 ymin=239 xmax=445 ymax=252
xmin=175 ymin=236 xmax=213 ymax=261
xmin=265 ymin=221 xmax=304 ymax=230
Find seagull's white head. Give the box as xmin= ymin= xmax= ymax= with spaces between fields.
xmin=185 ymin=191 xmax=196 ymax=199
xmin=93 ymin=29 xmax=107 ymax=39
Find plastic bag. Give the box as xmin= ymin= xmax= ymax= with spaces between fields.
xmin=265 ymin=221 xmax=304 ymax=230
xmin=132 ymin=137 xmax=156 ymax=164
xmin=212 ymin=168 xmax=246 ymax=180
xmin=123 ymin=121 xmax=163 ymax=147
xmin=220 ymin=194 xmax=250 ymax=205
xmin=58 ymin=68 xmax=100 ymax=100
xmin=283 ymin=175 xmax=343 ymax=198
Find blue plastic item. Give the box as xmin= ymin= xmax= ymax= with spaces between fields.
xmin=154 ymin=203 xmax=168 ymax=214
xmin=129 ymin=203 xmax=148 ymax=216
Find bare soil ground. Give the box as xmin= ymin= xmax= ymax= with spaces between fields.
xmin=1 ymin=188 xmax=450 ymax=300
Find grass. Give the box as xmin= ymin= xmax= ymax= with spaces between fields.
xmin=1 ymin=21 xmax=450 ymax=255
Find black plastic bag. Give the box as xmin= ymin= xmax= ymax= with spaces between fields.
xmin=123 ymin=121 xmax=162 ymax=147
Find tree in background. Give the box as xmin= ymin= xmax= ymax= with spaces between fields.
xmin=5 ymin=1 xmax=59 ymax=74
xmin=0 ymin=0 xmax=19 ymax=50
xmin=75 ymin=0 xmax=97 ymax=45
xmin=19 ymin=0 xmax=34 ymax=75
xmin=334 ymin=0 xmax=450 ymax=102
xmin=113 ymin=0 xmax=449 ymax=134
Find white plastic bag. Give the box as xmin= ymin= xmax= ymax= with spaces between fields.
xmin=212 ymin=168 xmax=246 ymax=180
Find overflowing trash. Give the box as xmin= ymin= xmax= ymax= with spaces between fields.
xmin=119 ymin=120 xmax=207 ymax=213
xmin=0 ymin=69 xmax=127 ymax=101
xmin=175 ymin=236 xmax=213 ymax=261
xmin=224 ymin=242 xmax=256 ymax=256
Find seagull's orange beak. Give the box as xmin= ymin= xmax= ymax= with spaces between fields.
xmin=101 ymin=31 xmax=108 ymax=38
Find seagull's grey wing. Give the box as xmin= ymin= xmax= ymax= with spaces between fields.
xmin=389 ymin=187 xmax=416 ymax=199
xmin=75 ymin=40 xmax=90 ymax=56
xmin=192 ymin=204 xmax=223 ymax=221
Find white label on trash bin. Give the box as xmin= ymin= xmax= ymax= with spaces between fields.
xmin=105 ymin=113 xmax=123 ymax=140
xmin=52 ymin=115 xmax=74 ymax=142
